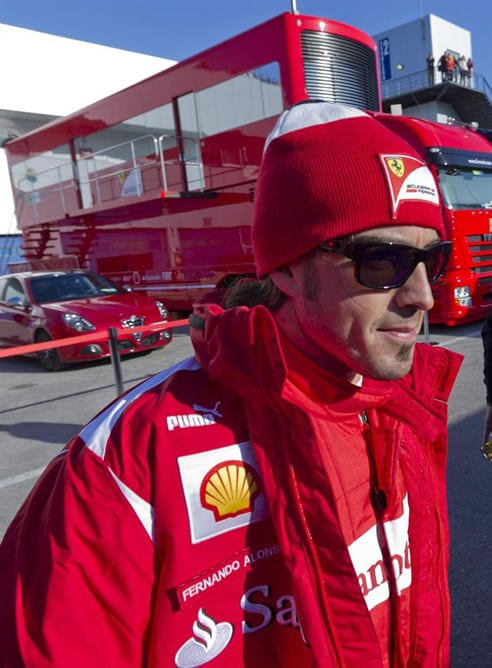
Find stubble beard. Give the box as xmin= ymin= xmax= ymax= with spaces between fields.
xmin=367 ymin=342 xmax=415 ymax=380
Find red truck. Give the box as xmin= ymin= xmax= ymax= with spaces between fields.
xmin=374 ymin=113 xmax=492 ymax=325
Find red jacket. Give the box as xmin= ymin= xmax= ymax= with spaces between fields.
xmin=0 ymin=303 xmax=462 ymax=667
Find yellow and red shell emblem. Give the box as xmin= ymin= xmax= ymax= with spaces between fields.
xmin=200 ymin=460 xmax=261 ymax=521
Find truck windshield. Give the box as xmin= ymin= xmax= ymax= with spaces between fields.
xmin=437 ymin=168 xmax=492 ymax=210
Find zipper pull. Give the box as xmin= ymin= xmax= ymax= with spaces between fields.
xmin=360 ymin=411 xmax=388 ymax=512
xmin=371 ymin=488 xmax=388 ymax=512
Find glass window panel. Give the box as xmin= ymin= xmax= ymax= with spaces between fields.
xmin=11 ymin=146 xmax=73 ymax=195
xmin=194 ymin=62 xmax=283 ymax=136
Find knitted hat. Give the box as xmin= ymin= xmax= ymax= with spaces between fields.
xmin=252 ymin=101 xmax=445 ymax=277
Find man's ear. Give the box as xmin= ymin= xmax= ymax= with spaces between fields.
xmin=270 ymin=265 xmax=300 ymax=297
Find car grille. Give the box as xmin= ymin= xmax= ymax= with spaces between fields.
xmin=121 ymin=316 xmax=145 ymax=328
xmin=117 ymin=340 xmax=136 ymax=351
xmin=141 ymin=333 xmax=160 ymax=346
xmin=117 ymin=333 xmax=160 ymax=351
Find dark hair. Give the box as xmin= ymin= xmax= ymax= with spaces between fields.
xmin=222 ymin=275 xmax=286 ymax=310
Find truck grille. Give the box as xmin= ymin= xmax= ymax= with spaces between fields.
xmin=301 ymin=30 xmax=379 ymax=111
xmin=467 ymin=236 xmax=492 ymax=296
xmin=468 ymin=236 xmax=492 ymax=273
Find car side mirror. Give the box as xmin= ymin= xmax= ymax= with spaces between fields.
xmin=7 ymin=295 xmax=30 ymax=308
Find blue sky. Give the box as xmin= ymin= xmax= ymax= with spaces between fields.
xmin=1 ymin=0 xmax=491 ymax=85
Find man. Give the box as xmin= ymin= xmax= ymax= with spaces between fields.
xmin=426 ymin=53 xmax=435 ymax=85
xmin=480 ymin=310 xmax=492 ymax=460
xmin=0 ymin=102 xmax=462 ymax=667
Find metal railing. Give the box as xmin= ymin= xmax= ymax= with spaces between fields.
xmin=158 ymin=134 xmax=204 ymax=191
xmin=15 ymin=132 xmax=206 ymax=224
xmin=78 ymin=134 xmax=160 ymax=204
xmin=381 ymin=68 xmax=492 ymax=106
xmin=0 ymin=318 xmax=189 ymax=395
xmin=17 ymin=162 xmax=75 ymax=217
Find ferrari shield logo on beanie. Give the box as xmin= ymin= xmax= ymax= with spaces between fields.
xmin=380 ymin=154 xmax=440 ymax=216
xmin=252 ymin=101 xmax=446 ymax=277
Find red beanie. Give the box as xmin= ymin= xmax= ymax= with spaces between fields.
xmin=252 ymin=102 xmax=445 ymax=277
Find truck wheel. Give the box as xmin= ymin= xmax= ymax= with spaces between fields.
xmin=36 ymin=331 xmax=65 ymax=372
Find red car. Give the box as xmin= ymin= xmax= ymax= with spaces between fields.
xmin=0 ymin=270 xmax=173 ymax=371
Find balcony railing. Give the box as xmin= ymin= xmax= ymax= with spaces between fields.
xmin=381 ymin=68 xmax=492 ymax=106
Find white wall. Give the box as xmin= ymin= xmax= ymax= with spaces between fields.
xmin=430 ymin=15 xmax=472 ymax=72
xmin=373 ymin=14 xmax=471 ymax=84
xmin=398 ymin=100 xmax=461 ymax=122
xmin=0 ymin=23 xmax=175 ymax=235
xmin=0 ymin=23 xmax=175 ymax=117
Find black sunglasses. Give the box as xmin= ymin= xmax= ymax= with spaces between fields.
xmin=318 ymin=236 xmax=452 ymax=290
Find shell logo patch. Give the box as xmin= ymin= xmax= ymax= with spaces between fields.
xmin=178 ymin=442 xmax=269 ymax=544
xmin=379 ymin=154 xmax=440 ymax=217
xmin=200 ymin=460 xmax=261 ymax=521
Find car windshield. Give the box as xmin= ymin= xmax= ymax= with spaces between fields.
xmin=30 ymin=272 xmax=123 ymax=304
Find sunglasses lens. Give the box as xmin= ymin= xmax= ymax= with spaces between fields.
xmin=358 ymin=245 xmax=415 ymax=288
xmin=320 ymin=238 xmax=453 ymax=290
xmin=426 ymin=245 xmax=450 ymax=282
xmin=357 ymin=242 xmax=451 ymax=289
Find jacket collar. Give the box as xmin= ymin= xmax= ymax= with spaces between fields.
xmin=190 ymin=300 xmax=462 ymax=439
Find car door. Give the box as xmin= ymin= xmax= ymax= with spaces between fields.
xmin=0 ymin=277 xmax=33 ymax=347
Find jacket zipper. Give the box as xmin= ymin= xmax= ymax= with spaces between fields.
xmin=360 ymin=410 xmax=405 ymax=668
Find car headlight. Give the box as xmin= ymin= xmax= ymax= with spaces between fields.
xmin=62 ymin=313 xmax=96 ymax=331
xmin=155 ymin=300 xmax=168 ymax=319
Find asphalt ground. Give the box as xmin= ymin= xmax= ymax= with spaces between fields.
xmin=0 ymin=321 xmax=490 ymax=665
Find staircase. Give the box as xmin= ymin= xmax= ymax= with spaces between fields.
xmin=21 ymin=224 xmax=57 ymax=260
xmin=62 ymin=222 xmax=97 ymax=269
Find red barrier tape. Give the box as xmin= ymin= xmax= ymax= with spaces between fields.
xmin=0 ymin=319 xmax=190 ymax=359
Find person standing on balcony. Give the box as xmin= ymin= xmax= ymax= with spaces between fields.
xmin=467 ymin=57 xmax=474 ymax=87
xmin=458 ymin=55 xmax=468 ymax=85
xmin=427 ymin=53 xmax=435 ymax=85
xmin=438 ymin=51 xmax=447 ymax=82
xmin=445 ymin=52 xmax=456 ymax=82
xmin=453 ymin=55 xmax=460 ymax=83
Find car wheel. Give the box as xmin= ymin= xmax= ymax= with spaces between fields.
xmin=36 ymin=331 xmax=65 ymax=372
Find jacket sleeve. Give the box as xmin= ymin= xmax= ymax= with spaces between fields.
xmin=0 ymin=436 xmax=157 ymax=667
xmin=482 ymin=312 xmax=492 ymax=404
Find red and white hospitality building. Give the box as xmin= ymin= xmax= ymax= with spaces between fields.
xmin=0 ymin=22 xmax=174 ymax=266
